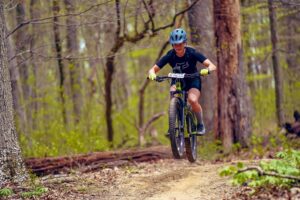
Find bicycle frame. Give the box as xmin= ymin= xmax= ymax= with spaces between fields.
xmin=170 ymin=80 xmax=196 ymax=137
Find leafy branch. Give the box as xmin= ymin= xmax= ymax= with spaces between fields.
xmin=237 ymin=166 xmax=300 ymax=181
xmin=219 ymin=149 xmax=300 ymax=188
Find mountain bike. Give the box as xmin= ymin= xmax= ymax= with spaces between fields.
xmin=153 ymin=72 xmax=206 ymax=162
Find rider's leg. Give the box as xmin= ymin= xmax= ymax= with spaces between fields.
xmin=188 ymin=88 xmax=205 ymax=134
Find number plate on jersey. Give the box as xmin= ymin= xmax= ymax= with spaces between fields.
xmin=168 ymin=73 xmax=185 ymax=78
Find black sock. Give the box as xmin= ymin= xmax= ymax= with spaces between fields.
xmin=195 ymin=111 xmax=204 ymax=125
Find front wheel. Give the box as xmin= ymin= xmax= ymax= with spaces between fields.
xmin=185 ymin=113 xmax=197 ymax=162
xmin=169 ymin=97 xmax=185 ymax=159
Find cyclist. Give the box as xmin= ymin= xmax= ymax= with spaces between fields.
xmin=148 ymin=28 xmax=217 ymax=135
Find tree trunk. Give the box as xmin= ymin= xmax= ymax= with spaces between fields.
xmin=104 ymin=0 xmax=124 ymax=144
xmin=214 ymin=0 xmax=251 ymax=151
xmin=64 ymin=0 xmax=82 ymax=124
xmin=187 ymin=0 xmax=218 ymax=134
xmin=105 ymin=55 xmax=115 ymax=143
xmin=7 ymin=34 xmax=27 ymax=135
xmin=0 ymin=1 xmax=27 ymax=186
xmin=105 ymin=44 xmax=123 ymax=143
xmin=15 ymin=1 xmax=31 ymax=134
xmin=52 ymin=0 xmax=67 ymax=126
xmin=268 ymin=0 xmax=284 ymax=125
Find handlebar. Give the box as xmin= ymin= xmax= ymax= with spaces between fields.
xmin=150 ymin=72 xmax=205 ymax=82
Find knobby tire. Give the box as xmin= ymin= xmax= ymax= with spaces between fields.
xmin=169 ymin=97 xmax=184 ymax=159
xmin=185 ymin=112 xmax=197 ymax=162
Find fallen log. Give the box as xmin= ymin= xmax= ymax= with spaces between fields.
xmin=25 ymin=146 xmax=172 ymax=176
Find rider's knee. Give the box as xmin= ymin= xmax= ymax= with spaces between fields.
xmin=188 ymin=97 xmax=198 ymax=106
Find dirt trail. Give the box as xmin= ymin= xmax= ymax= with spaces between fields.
xmin=35 ymin=158 xmax=237 ymax=200
xmin=19 ymin=148 xmax=242 ymax=200
xmin=146 ymin=163 xmax=234 ymax=200
xmin=106 ymin=160 xmax=235 ymax=200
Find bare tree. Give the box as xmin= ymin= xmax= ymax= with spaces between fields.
xmin=0 ymin=1 xmax=27 ymax=186
xmin=214 ymin=0 xmax=251 ymax=151
xmin=15 ymin=1 xmax=32 ymax=134
xmin=7 ymin=33 xmax=27 ymax=136
xmin=52 ymin=0 xmax=67 ymax=125
xmin=64 ymin=0 xmax=83 ymax=124
xmin=268 ymin=0 xmax=284 ymax=125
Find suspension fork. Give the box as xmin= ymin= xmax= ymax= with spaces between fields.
xmin=178 ymin=98 xmax=185 ymax=134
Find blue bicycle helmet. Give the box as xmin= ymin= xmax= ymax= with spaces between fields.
xmin=169 ymin=28 xmax=187 ymax=45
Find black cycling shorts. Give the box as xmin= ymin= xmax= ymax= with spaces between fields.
xmin=171 ymin=77 xmax=202 ymax=92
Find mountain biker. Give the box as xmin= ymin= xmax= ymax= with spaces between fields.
xmin=148 ymin=28 xmax=217 ymax=135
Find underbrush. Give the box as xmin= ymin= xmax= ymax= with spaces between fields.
xmin=219 ymin=138 xmax=300 ymax=199
xmin=0 ymin=174 xmax=48 ymax=199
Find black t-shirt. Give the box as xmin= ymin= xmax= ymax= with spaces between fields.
xmin=156 ymin=47 xmax=207 ymax=74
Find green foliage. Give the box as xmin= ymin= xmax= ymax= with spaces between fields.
xmin=219 ymin=149 xmax=300 ymax=188
xmin=21 ymin=186 xmax=48 ymax=198
xmin=19 ymin=92 xmax=110 ymax=157
xmin=0 ymin=188 xmax=13 ymax=197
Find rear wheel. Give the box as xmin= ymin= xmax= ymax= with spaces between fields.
xmin=185 ymin=113 xmax=197 ymax=162
xmin=169 ymin=97 xmax=184 ymax=159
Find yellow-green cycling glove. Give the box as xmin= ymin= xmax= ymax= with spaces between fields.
xmin=148 ymin=72 xmax=157 ymax=80
xmin=200 ymin=69 xmax=210 ymax=76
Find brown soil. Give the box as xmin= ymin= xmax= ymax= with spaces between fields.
xmin=38 ymin=159 xmax=236 ymax=200
xmin=18 ymin=146 xmax=236 ymax=200
xmin=6 ymin=146 xmax=299 ymax=199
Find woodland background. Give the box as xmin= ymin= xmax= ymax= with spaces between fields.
xmin=2 ymin=0 xmax=300 ymax=158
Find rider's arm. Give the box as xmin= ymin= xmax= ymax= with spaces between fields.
xmin=191 ymin=49 xmax=217 ymax=72
xmin=149 ymin=65 xmax=160 ymax=75
xmin=148 ymin=65 xmax=160 ymax=80
xmin=149 ymin=50 xmax=172 ymax=78
xmin=203 ymin=59 xmax=217 ymax=72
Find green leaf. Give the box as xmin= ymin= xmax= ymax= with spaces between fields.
xmin=21 ymin=187 xmax=48 ymax=198
xmin=219 ymin=166 xmax=237 ymax=177
xmin=0 ymin=188 xmax=13 ymax=197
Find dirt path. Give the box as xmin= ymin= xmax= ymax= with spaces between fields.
xmin=109 ymin=160 xmax=235 ymax=200
xmin=145 ymin=162 xmax=234 ymax=200
xmin=40 ymin=159 xmax=237 ymax=200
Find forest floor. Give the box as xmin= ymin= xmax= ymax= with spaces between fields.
xmin=40 ymin=159 xmax=237 ymax=200
xmin=4 ymin=145 xmax=300 ymax=199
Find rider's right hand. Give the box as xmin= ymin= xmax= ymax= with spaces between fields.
xmin=148 ymin=71 xmax=157 ymax=80
xmin=200 ymin=69 xmax=210 ymax=76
